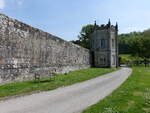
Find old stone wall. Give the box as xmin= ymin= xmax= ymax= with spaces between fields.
xmin=0 ymin=14 xmax=91 ymax=85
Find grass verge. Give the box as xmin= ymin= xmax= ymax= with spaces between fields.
xmin=83 ymin=66 xmax=150 ymax=113
xmin=0 ymin=68 xmax=118 ymax=100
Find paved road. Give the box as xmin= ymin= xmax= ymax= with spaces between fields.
xmin=0 ymin=67 xmax=132 ymax=113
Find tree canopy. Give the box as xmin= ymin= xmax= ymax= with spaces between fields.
xmin=76 ymin=24 xmax=95 ymax=49
xmin=129 ymin=36 xmax=150 ymax=59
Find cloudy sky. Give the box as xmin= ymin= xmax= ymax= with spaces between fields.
xmin=0 ymin=0 xmax=150 ymax=41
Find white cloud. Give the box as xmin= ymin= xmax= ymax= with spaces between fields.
xmin=0 ymin=0 xmax=5 ymax=9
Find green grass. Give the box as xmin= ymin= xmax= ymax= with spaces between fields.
xmin=0 ymin=68 xmax=118 ymax=100
xmin=83 ymin=66 xmax=150 ymax=113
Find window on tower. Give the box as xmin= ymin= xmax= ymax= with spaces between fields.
xmin=112 ymin=39 xmax=115 ymax=49
xmin=100 ymin=39 xmax=106 ymax=48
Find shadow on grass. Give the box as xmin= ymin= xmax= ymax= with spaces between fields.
xmin=29 ymin=78 xmax=56 ymax=84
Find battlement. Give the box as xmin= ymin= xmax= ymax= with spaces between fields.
xmin=94 ymin=20 xmax=118 ymax=31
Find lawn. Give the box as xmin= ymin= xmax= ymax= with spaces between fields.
xmin=83 ymin=66 xmax=150 ymax=113
xmin=0 ymin=68 xmax=118 ymax=100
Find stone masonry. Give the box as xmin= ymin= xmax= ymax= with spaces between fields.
xmin=0 ymin=14 xmax=91 ymax=85
xmin=0 ymin=14 xmax=118 ymax=85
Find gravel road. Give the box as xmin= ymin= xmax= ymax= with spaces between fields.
xmin=0 ymin=67 xmax=132 ymax=113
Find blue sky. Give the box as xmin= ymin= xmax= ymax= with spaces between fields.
xmin=0 ymin=0 xmax=150 ymax=41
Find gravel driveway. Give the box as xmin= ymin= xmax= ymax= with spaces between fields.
xmin=0 ymin=67 xmax=132 ymax=113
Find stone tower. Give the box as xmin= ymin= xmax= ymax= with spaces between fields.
xmin=90 ymin=20 xmax=118 ymax=68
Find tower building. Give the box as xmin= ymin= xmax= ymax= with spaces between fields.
xmin=90 ymin=20 xmax=118 ymax=68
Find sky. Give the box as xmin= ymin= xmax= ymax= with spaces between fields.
xmin=0 ymin=0 xmax=150 ymax=41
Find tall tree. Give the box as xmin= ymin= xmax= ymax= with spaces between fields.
xmin=78 ymin=24 xmax=95 ymax=49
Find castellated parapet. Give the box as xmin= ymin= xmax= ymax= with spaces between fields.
xmin=0 ymin=14 xmax=91 ymax=85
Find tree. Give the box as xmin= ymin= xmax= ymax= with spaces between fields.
xmin=130 ymin=36 xmax=150 ymax=66
xmin=78 ymin=24 xmax=95 ymax=49
xmin=143 ymin=29 xmax=150 ymax=37
xmin=118 ymin=32 xmax=142 ymax=54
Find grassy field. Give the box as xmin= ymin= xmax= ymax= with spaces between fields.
xmin=0 ymin=68 xmax=118 ymax=100
xmin=83 ymin=66 xmax=150 ymax=113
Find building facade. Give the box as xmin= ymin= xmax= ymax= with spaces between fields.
xmin=90 ymin=20 xmax=118 ymax=68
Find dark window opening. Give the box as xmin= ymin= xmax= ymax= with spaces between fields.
xmin=101 ymin=39 xmax=106 ymax=48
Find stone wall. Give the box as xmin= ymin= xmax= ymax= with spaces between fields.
xmin=0 ymin=14 xmax=91 ymax=85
